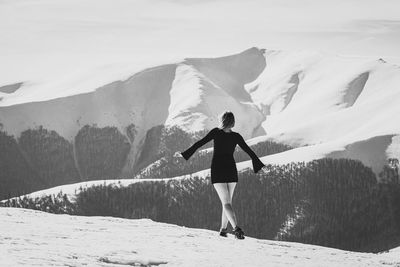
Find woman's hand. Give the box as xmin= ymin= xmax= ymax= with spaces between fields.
xmin=260 ymin=165 xmax=269 ymax=174
xmin=173 ymin=151 xmax=183 ymax=158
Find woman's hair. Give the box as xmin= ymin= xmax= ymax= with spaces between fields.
xmin=219 ymin=111 xmax=235 ymax=129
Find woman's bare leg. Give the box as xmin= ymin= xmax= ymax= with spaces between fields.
xmin=221 ymin=209 xmax=229 ymax=230
xmin=213 ymin=182 xmax=237 ymax=229
xmin=221 ymin=182 xmax=236 ymax=229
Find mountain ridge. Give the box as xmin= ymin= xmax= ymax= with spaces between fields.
xmin=1 ymin=47 xmax=399 ymax=198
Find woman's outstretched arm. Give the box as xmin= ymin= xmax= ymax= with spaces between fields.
xmin=236 ymin=133 xmax=265 ymax=173
xmin=180 ymin=127 xmax=217 ymax=160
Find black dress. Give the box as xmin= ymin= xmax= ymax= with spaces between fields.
xmin=181 ymin=127 xmax=265 ymax=184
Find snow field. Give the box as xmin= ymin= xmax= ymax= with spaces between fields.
xmin=1 ymin=208 xmax=399 ymax=267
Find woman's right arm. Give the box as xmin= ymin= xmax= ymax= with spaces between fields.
xmin=180 ymin=127 xmax=217 ymax=160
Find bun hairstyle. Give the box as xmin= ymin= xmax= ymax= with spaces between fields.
xmin=220 ymin=111 xmax=235 ymax=129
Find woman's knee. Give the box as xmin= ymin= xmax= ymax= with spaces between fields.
xmin=223 ymin=203 xmax=233 ymax=210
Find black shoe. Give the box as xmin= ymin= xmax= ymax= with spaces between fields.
xmin=219 ymin=228 xmax=228 ymax=237
xmin=232 ymin=226 xmax=245 ymax=239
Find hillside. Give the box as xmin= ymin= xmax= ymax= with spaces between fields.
xmin=1 ymin=47 xmax=400 ymax=198
xmin=4 ymin=158 xmax=400 ymax=253
xmin=1 ymin=207 xmax=399 ymax=267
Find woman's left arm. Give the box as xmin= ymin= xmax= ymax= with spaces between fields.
xmin=237 ymin=133 xmax=265 ymax=173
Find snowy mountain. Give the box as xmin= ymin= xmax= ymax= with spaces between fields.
xmin=1 ymin=47 xmax=400 ymax=198
xmin=1 ymin=207 xmax=399 ymax=267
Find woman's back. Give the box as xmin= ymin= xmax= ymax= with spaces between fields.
xmin=213 ymin=128 xmax=238 ymax=155
xmin=181 ymin=127 xmax=264 ymax=174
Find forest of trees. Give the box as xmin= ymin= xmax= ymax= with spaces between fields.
xmin=0 ymin=124 xmax=134 ymax=199
xmin=0 ymin=128 xmax=43 ymax=199
xmin=3 ymin=158 xmax=399 ymax=253
xmin=278 ymin=159 xmax=400 ymax=252
xmin=74 ymin=125 xmax=131 ymax=180
xmin=18 ymin=126 xmax=80 ymax=187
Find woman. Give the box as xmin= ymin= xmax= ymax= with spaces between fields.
xmin=177 ymin=111 xmax=266 ymax=239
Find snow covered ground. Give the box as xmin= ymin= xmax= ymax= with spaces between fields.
xmin=3 ymin=177 xmax=185 ymax=203
xmin=0 ymin=208 xmax=398 ymax=267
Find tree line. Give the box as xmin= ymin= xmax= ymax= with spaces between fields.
xmin=3 ymin=158 xmax=399 ymax=253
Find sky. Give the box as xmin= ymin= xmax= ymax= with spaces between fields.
xmin=1 ymin=0 xmax=400 ymax=102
